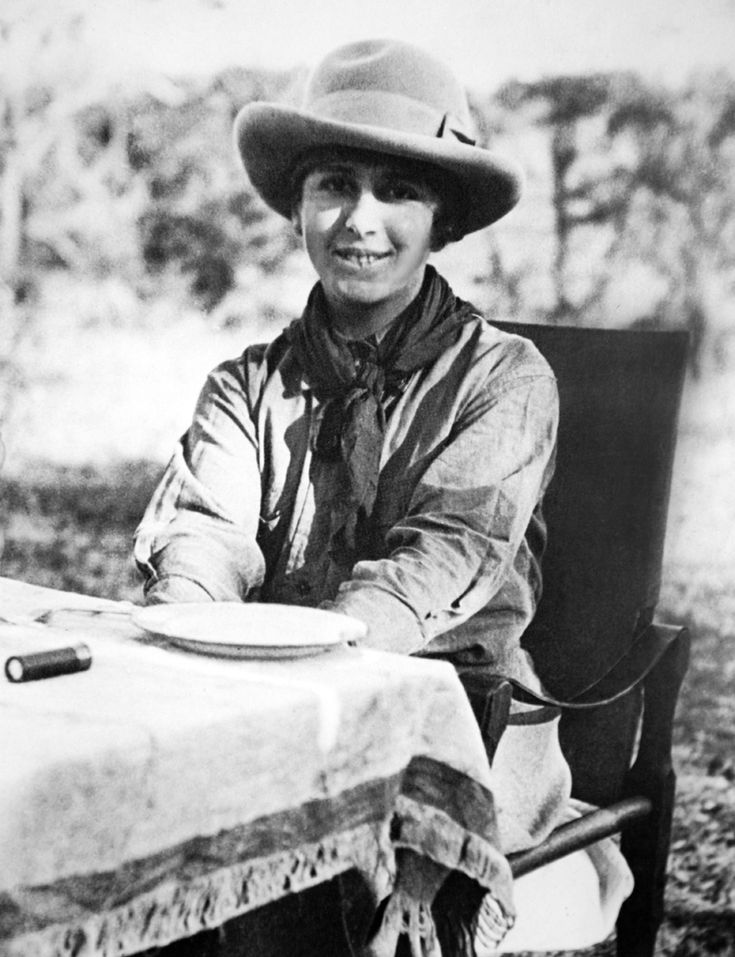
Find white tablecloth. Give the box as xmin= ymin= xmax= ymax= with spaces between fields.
xmin=0 ymin=577 xmax=513 ymax=956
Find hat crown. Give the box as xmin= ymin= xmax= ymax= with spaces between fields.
xmin=302 ymin=39 xmax=476 ymax=143
xmin=234 ymin=38 xmax=523 ymax=233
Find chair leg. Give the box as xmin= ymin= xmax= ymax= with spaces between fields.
xmin=616 ymin=628 xmax=690 ymax=957
xmin=616 ymin=766 xmax=675 ymax=957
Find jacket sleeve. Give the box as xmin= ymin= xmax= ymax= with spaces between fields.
xmin=134 ymin=360 xmax=266 ymax=604
xmin=327 ymin=373 xmax=559 ymax=653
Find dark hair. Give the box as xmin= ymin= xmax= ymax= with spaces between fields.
xmin=288 ymin=146 xmax=467 ymax=250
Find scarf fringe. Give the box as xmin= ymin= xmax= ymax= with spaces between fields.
xmin=393 ymin=795 xmax=514 ymax=910
xmin=366 ymin=890 xmax=441 ymax=957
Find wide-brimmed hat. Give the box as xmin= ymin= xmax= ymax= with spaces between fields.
xmin=234 ymin=39 xmax=523 ymax=236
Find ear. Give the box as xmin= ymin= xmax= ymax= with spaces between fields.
xmin=430 ymin=224 xmax=453 ymax=252
xmin=291 ymin=209 xmax=303 ymax=237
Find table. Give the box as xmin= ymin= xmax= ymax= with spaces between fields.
xmin=0 ymin=577 xmax=512 ymax=957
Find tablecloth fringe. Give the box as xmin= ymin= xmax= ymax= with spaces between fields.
xmin=0 ymin=823 xmax=390 ymax=957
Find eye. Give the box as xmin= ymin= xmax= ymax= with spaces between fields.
xmin=382 ymin=179 xmax=422 ymax=202
xmin=315 ymin=172 xmax=352 ymax=195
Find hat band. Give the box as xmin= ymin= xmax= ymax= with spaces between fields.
xmin=307 ymin=90 xmax=476 ymax=145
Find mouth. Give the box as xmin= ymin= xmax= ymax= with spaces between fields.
xmin=333 ymin=248 xmax=392 ymax=269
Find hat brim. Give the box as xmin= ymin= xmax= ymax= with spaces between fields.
xmin=234 ymin=103 xmax=523 ymax=235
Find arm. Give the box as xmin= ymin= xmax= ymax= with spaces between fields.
xmin=329 ymin=373 xmax=558 ymax=652
xmin=134 ymin=359 xmax=267 ymax=604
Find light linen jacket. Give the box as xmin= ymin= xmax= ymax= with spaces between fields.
xmin=134 ymin=313 xmax=558 ymax=680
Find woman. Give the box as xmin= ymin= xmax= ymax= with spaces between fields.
xmin=135 ymin=39 xmax=555 ymax=679
xmin=135 ymin=39 xmax=629 ymax=955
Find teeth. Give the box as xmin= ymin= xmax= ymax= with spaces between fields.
xmin=337 ymin=251 xmax=388 ymax=266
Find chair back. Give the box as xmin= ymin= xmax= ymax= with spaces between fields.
xmin=489 ymin=323 xmax=689 ymax=950
xmin=495 ymin=323 xmax=688 ymax=701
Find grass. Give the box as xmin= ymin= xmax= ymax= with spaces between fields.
xmin=659 ymin=618 xmax=735 ymax=955
xmin=0 ymin=460 xmax=160 ymax=601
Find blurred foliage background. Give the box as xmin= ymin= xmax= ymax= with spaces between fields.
xmin=0 ymin=4 xmax=734 ymax=952
xmin=2 ymin=5 xmax=735 ymax=353
xmin=2 ymin=4 xmax=735 ymax=471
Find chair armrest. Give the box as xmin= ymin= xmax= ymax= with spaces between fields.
xmin=456 ymin=623 xmax=688 ymax=757
xmin=510 ymin=622 xmax=690 ymax=709
xmin=507 ymin=796 xmax=651 ymax=878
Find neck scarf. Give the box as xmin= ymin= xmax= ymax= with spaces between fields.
xmin=286 ymin=266 xmax=478 ymax=566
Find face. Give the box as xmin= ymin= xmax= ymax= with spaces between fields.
xmin=293 ymin=155 xmax=440 ymax=337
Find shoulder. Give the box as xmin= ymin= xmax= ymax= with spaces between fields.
xmin=453 ymin=313 xmax=556 ymax=392
xmin=197 ymin=327 xmax=305 ymax=411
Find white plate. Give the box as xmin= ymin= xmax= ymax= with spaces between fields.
xmin=132 ymin=602 xmax=367 ymax=659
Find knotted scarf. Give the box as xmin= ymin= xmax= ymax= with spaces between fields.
xmin=286 ymin=266 xmax=479 ymax=567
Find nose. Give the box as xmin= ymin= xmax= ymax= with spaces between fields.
xmin=343 ymin=188 xmax=382 ymax=235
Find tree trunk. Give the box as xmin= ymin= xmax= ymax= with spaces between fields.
xmin=0 ymin=98 xmax=24 ymax=285
xmin=550 ymin=121 xmax=576 ymax=321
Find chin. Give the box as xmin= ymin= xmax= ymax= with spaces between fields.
xmin=333 ymin=282 xmax=390 ymax=307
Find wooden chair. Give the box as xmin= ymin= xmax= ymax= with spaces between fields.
xmin=460 ymin=322 xmax=690 ymax=957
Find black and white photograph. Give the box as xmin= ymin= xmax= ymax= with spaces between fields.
xmin=1 ymin=1 xmax=733 ymax=955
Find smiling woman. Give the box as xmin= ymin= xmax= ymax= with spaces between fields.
xmin=132 ymin=38 xmax=632 ymax=956
xmin=293 ymin=154 xmax=441 ymax=337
